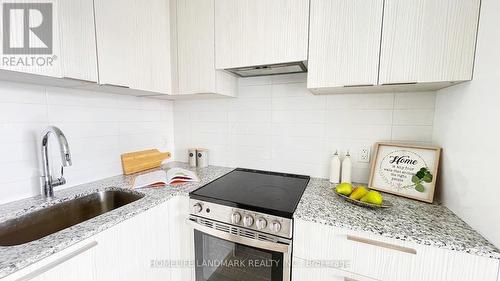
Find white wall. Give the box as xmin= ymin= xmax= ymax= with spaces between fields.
xmin=0 ymin=81 xmax=174 ymax=204
xmin=174 ymin=74 xmax=436 ymax=182
xmin=433 ymin=0 xmax=500 ymax=247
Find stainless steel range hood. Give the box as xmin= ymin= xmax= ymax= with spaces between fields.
xmin=225 ymin=61 xmax=307 ymax=78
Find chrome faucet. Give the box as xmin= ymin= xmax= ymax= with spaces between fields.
xmin=40 ymin=126 xmax=72 ymax=198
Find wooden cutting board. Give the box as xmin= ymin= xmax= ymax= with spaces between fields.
xmin=121 ymin=149 xmax=171 ymax=175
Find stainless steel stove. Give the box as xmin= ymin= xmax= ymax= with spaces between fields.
xmin=188 ymin=168 xmax=310 ymax=281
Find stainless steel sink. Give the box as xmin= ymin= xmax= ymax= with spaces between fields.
xmin=0 ymin=190 xmax=144 ymax=246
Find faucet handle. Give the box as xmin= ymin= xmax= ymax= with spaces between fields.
xmin=51 ymin=166 xmax=66 ymax=187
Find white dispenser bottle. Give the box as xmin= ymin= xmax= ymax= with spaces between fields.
xmin=329 ymin=150 xmax=341 ymax=184
xmin=341 ymin=150 xmax=352 ymax=183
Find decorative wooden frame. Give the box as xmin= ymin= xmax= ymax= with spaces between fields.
xmin=368 ymin=143 xmax=441 ymax=203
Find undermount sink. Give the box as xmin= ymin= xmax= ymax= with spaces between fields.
xmin=0 ymin=190 xmax=144 ymax=246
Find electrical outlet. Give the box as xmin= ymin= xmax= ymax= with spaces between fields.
xmin=358 ymin=147 xmax=371 ymax=163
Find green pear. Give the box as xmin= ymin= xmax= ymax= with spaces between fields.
xmin=349 ymin=186 xmax=369 ymax=200
xmin=335 ymin=182 xmax=353 ymax=196
xmin=360 ymin=191 xmax=383 ymax=205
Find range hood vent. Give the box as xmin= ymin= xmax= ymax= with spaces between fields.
xmin=225 ymin=61 xmax=307 ymax=78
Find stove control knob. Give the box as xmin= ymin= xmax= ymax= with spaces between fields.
xmin=270 ymin=221 xmax=282 ymax=233
xmin=192 ymin=203 xmax=202 ymax=214
xmin=256 ymin=218 xmax=268 ymax=230
xmin=243 ymin=215 xmax=254 ymax=227
xmin=231 ymin=212 xmax=242 ymax=224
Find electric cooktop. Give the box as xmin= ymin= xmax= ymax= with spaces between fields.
xmin=190 ymin=168 xmax=310 ymax=218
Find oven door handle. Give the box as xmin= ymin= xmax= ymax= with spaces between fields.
xmin=187 ymin=219 xmax=291 ymax=254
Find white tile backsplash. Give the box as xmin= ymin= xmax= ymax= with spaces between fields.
xmin=174 ymin=74 xmax=437 ymax=182
xmin=0 ymin=81 xmax=174 ymax=204
xmin=0 ymin=74 xmax=436 ymax=204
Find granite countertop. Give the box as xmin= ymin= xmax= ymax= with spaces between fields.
xmin=294 ymin=178 xmax=500 ymax=259
xmin=0 ymin=162 xmax=234 ymax=279
xmin=1 ymin=164 xmax=499 ymax=278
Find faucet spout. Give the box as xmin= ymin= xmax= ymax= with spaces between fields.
xmin=41 ymin=126 xmax=72 ymax=198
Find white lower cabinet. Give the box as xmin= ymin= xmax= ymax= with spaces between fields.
xmin=293 ymin=219 xmax=500 ymax=281
xmin=2 ymin=197 xmax=195 ymax=281
xmin=93 ymin=201 xmax=173 ymax=281
xmin=166 ymin=196 xmax=195 ymax=281
xmin=1 ymin=239 xmax=98 ymax=281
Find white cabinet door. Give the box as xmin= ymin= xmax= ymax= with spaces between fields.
xmin=94 ymin=202 xmax=172 ymax=281
xmin=176 ymin=0 xmax=216 ymax=94
xmin=174 ymin=0 xmax=236 ymax=97
xmin=167 ymin=196 xmax=195 ymax=281
xmin=214 ymin=0 xmax=309 ymax=69
xmin=294 ymin=219 xmax=499 ymax=281
xmin=292 ymin=258 xmax=377 ymax=281
xmin=0 ymin=0 xmax=97 ymax=82
xmin=94 ymin=0 xmax=172 ymax=94
xmin=23 ymin=243 xmax=97 ymax=281
xmin=379 ymin=0 xmax=481 ymax=85
xmin=93 ymin=0 xmax=135 ymax=88
xmin=58 ymin=0 xmax=98 ymax=82
xmin=1 ymin=240 xmax=98 ymax=281
xmin=307 ymin=0 xmax=383 ymax=90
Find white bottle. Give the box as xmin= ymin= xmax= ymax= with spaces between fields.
xmin=329 ymin=150 xmax=341 ymax=184
xmin=341 ymin=150 xmax=352 ymax=183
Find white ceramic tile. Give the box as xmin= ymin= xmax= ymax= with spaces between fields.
xmin=271 ymin=136 xmax=326 ymax=151
xmin=228 ymin=110 xmax=271 ymax=123
xmin=0 ymin=82 xmax=174 ymax=203
xmin=227 ymin=97 xmax=272 ymax=111
xmin=271 ymin=83 xmax=309 ymax=98
xmin=237 ymin=84 xmax=272 ymax=99
xmin=272 ymin=110 xmax=326 ymax=124
xmin=326 ymin=124 xmax=393 ymax=141
xmin=46 ymin=87 xmax=117 ymax=108
xmin=229 ymin=122 xmax=273 ymax=135
xmin=393 ymin=109 xmax=435 ymax=126
xmin=191 ymin=122 xmax=229 ymax=134
xmin=0 ymin=140 xmax=38 ymax=164
xmin=174 ymin=81 xmax=436 ymax=184
xmin=326 ymin=93 xmax=395 ymax=110
xmin=272 ymin=96 xmax=326 ymax=111
xmin=190 ymin=111 xmax=227 ymax=123
xmin=395 ymin=92 xmax=436 ymax=109
xmin=271 ymin=123 xmax=326 ymax=137
xmin=0 ymin=123 xmax=47 ymax=143
xmin=326 ymin=109 xmax=393 ymax=126
xmin=229 ymin=134 xmax=272 ymax=148
xmin=55 ymin=122 xmax=120 ymax=139
xmin=392 ymin=125 xmax=434 ymax=142
xmin=0 ymin=81 xmax=46 ymax=104
xmin=0 ymin=103 xmax=48 ymax=123
xmin=238 ymin=76 xmax=273 ymax=86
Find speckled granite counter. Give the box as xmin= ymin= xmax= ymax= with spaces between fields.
xmin=294 ymin=178 xmax=500 ymax=259
xmin=1 ymin=165 xmax=499 ymax=279
xmin=0 ymin=163 xmax=234 ymax=279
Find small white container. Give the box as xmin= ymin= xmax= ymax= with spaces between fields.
xmin=329 ymin=151 xmax=341 ymax=184
xmin=341 ymin=150 xmax=352 ymax=184
xmin=196 ymin=148 xmax=209 ymax=168
xmin=188 ymin=148 xmax=197 ymax=167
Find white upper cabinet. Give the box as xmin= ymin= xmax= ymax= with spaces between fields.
xmin=173 ymin=0 xmax=237 ymax=97
xmin=0 ymin=0 xmax=97 ymax=83
xmin=58 ymin=0 xmax=98 ymax=82
xmin=214 ymin=0 xmax=309 ymax=69
xmin=307 ymin=0 xmax=384 ymax=91
xmin=379 ymin=0 xmax=481 ymax=85
xmin=94 ymin=0 xmax=172 ymax=94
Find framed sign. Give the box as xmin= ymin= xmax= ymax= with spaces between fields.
xmin=369 ymin=143 xmax=441 ymax=203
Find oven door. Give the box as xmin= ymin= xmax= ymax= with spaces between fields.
xmin=188 ymin=216 xmax=292 ymax=281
